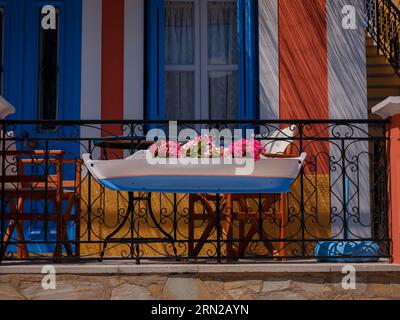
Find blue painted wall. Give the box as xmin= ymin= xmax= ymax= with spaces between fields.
xmin=2 ymin=0 xmax=82 ymax=123
xmin=0 ymin=0 xmax=82 ymax=255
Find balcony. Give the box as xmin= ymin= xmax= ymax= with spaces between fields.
xmin=0 ymin=119 xmax=391 ymax=263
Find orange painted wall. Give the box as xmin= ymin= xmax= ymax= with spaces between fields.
xmin=388 ymin=115 xmax=400 ymax=263
xmin=279 ymin=0 xmax=329 ymax=173
xmin=101 ymin=0 xmax=124 ymax=157
xmin=279 ymin=0 xmax=328 ymax=120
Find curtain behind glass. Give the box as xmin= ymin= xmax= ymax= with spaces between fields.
xmin=164 ymin=1 xmax=195 ymax=119
xmin=208 ymin=1 xmax=237 ymax=65
xmin=165 ymin=1 xmax=194 ymax=64
xmin=163 ymin=1 xmax=239 ymax=120
xmin=208 ymin=1 xmax=238 ymax=119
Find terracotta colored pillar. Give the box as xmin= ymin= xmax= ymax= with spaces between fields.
xmin=278 ymin=0 xmax=329 ymax=174
xmin=101 ymin=0 xmax=124 ymax=158
xmin=373 ymin=98 xmax=400 ymax=263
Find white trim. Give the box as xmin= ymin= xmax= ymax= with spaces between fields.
xmin=200 ymin=0 xmax=208 ymax=119
xmin=372 ymin=96 xmax=400 ymax=119
xmin=80 ymin=0 xmax=102 ymax=158
xmin=80 ymin=0 xmax=102 ymax=121
xmin=124 ymin=0 xmax=144 ymax=121
xmin=327 ymin=0 xmax=370 ymax=239
xmin=0 ymin=262 xmax=394 ymax=274
xmin=258 ymin=0 xmax=279 ymax=119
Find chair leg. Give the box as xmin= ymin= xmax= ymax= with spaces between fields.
xmin=7 ymin=198 xmax=29 ymax=259
xmin=192 ymin=216 xmax=215 ymax=257
xmin=54 ymin=197 xmax=63 ymax=257
xmin=2 ymin=221 xmax=16 ymax=258
xmin=74 ymin=198 xmax=81 ymax=257
xmin=237 ymin=222 xmax=258 ymax=257
xmin=259 ymin=224 xmax=275 ymax=255
xmin=61 ymin=194 xmax=75 ymax=256
xmin=188 ymin=195 xmax=195 ymax=258
xmin=278 ymin=194 xmax=288 ymax=258
xmin=222 ymin=195 xmax=235 ymax=258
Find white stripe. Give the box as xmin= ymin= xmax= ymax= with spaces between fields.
xmin=124 ymin=0 xmax=144 ymax=121
xmin=327 ymin=0 xmax=370 ymax=238
xmin=81 ymin=0 xmax=102 ymax=121
xmin=80 ymin=0 xmax=102 ymax=157
xmin=259 ymin=0 xmax=279 ymax=119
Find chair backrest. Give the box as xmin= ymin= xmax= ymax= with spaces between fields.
xmin=0 ymin=131 xmax=17 ymax=190
xmin=259 ymin=125 xmax=298 ymax=155
xmin=61 ymin=158 xmax=82 ymax=196
xmin=1 ymin=150 xmax=64 ymax=193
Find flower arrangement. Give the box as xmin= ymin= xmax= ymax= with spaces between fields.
xmin=180 ymin=134 xmax=221 ymax=158
xmin=149 ymin=140 xmax=181 ymax=158
xmin=225 ymin=138 xmax=264 ymax=161
xmin=149 ymin=136 xmax=265 ymax=161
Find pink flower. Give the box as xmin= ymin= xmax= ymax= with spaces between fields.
xmin=149 ymin=140 xmax=181 ymax=158
xmin=180 ymin=134 xmax=221 ymax=158
xmin=226 ymin=138 xmax=264 ymax=161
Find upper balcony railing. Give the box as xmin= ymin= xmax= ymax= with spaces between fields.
xmin=366 ymin=0 xmax=400 ymax=71
xmin=0 ymin=119 xmax=390 ymax=263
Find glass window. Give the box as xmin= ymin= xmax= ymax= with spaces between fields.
xmin=38 ymin=9 xmax=59 ymax=130
xmin=164 ymin=1 xmax=195 ymax=120
xmin=164 ymin=0 xmax=238 ymax=120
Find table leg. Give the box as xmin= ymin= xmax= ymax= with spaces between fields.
xmin=100 ymin=192 xmax=134 ymax=259
xmin=100 ymin=192 xmax=177 ymax=261
xmin=147 ymin=193 xmax=177 ymax=257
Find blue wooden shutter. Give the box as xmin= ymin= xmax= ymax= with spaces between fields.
xmin=238 ymin=0 xmax=259 ymax=120
xmin=146 ymin=0 xmax=164 ymax=120
xmin=146 ymin=0 xmax=258 ymax=121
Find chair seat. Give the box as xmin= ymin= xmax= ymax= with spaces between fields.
xmin=4 ymin=187 xmax=58 ymax=196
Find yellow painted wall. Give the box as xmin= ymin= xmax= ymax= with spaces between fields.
xmin=78 ymin=175 xmax=331 ymax=259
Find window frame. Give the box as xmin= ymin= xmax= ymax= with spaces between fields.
xmin=37 ymin=7 xmax=60 ymax=130
xmin=146 ymin=0 xmax=259 ymax=121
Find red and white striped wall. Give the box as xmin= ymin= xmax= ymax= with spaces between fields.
xmin=80 ymin=0 xmax=144 ymax=126
xmin=80 ymin=0 xmax=368 ymax=123
xmin=80 ymin=0 xmax=370 ymax=238
xmin=259 ymin=0 xmax=367 ymax=121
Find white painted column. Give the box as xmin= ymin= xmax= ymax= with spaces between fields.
xmin=80 ymin=0 xmax=102 ymax=158
xmin=258 ymin=0 xmax=279 ymax=120
xmin=327 ymin=0 xmax=370 ymax=238
xmin=124 ymin=0 xmax=144 ymax=121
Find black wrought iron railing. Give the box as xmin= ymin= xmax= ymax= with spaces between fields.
xmin=0 ymin=119 xmax=390 ymax=263
xmin=366 ymin=0 xmax=400 ymax=71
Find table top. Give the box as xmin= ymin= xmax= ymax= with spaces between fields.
xmin=94 ymin=136 xmax=155 ymax=150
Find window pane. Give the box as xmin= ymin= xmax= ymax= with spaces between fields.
xmin=209 ymin=71 xmax=238 ymax=119
xmin=0 ymin=8 xmax=4 ymax=96
xmin=38 ymin=10 xmax=59 ymax=129
xmin=164 ymin=1 xmax=195 ymax=65
xmin=165 ymin=71 xmax=194 ymax=120
xmin=208 ymin=1 xmax=238 ymax=65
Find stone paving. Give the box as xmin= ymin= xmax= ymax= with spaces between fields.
xmin=0 ymin=262 xmax=400 ymax=300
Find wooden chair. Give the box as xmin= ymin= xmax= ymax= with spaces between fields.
xmin=188 ymin=126 xmax=298 ymax=259
xmin=188 ymin=193 xmax=236 ymax=258
xmin=0 ymin=150 xmax=82 ymax=259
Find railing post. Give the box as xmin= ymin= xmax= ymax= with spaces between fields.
xmin=373 ymin=97 xmax=400 ymax=263
xmin=376 ymin=0 xmax=380 ymax=53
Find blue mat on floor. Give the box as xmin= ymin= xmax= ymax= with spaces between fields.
xmin=313 ymin=241 xmax=380 ymax=263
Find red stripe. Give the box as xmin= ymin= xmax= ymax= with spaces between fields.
xmin=101 ymin=0 xmax=124 ymax=158
xmin=278 ymin=0 xmax=329 ymax=173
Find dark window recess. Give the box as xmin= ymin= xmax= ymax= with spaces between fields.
xmin=0 ymin=8 xmax=4 ymax=96
xmin=38 ymin=10 xmax=59 ymax=130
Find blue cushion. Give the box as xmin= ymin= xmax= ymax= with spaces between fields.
xmin=313 ymin=241 xmax=380 ymax=263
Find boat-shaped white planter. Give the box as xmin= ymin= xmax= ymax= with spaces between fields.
xmin=82 ymin=152 xmax=307 ymax=194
